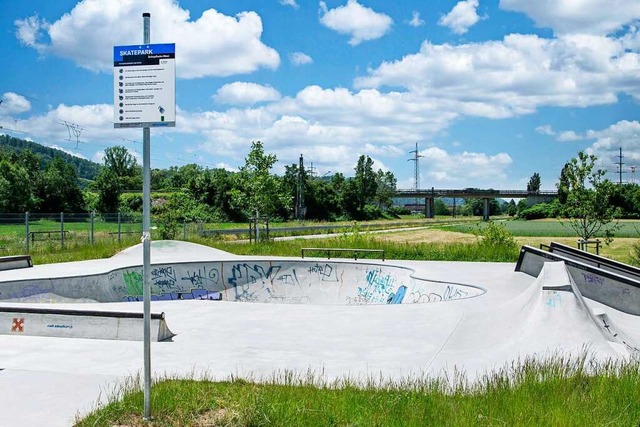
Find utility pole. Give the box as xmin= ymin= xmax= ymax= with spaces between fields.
xmin=616 ymin=147 xmax=626 ymax=185
xmin=408 ymin=143 xmax=424 ymax=209
xmin=296 ymin=154 xmax=305 ymax=220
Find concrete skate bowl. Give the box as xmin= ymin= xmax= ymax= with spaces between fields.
xmin=0 ymin=259 xmax=486 ymax=306
xmin=0 ymin=242 xmax=487 ymax=341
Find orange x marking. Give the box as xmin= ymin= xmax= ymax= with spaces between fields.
xmin=11 ymin=318 xmax=24 ymax=333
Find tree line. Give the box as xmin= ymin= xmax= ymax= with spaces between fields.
xmin=0 ymin=140 xmax=398 ymax=223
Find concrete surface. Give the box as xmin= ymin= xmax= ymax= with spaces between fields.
xmin=0 ymin=240 xmax=638 ymax=426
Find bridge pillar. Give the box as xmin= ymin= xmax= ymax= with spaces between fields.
xmin=424 ymin=197 xmax=434 ymax=218
xmin=483 ymin=198 xmax=490 ymax=221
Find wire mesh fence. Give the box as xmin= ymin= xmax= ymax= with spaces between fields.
xmin=0 ymin=212 xmax=145 ymax=254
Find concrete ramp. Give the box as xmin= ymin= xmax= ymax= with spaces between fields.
xmin=515 ymin=245 xmax=640 ymax=315
xmin=430 ymin=262 xmax=632 ymax=376
xmin=0 ymin=306 xmax=174 ymax=341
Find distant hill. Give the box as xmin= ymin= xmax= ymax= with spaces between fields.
xmin=0 ymin=134 xmax=101 ymax=181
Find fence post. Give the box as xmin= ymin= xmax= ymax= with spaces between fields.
xmin=25 ymin=212 xmax=29 ymax=254
xmin=118 ymin=212 xmax=122 ymax=244
xmin=60 ymin=212 xmax=65 ymax=249
xmin=183 ymin=222 xmax=186 ymax=240
xmin=90 ymin=211 xmax=95 ymax=245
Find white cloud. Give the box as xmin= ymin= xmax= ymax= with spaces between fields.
xmin=14 ymin=15 xmax=48 ymax=52
xmin=280 ymin=0 xmax=299 ymax=9
xmin=556 ymin=131 xmax=582 ymax=142
xmin=408 ymin=11 xmax=425 ymax=27
xmin=536 ymin=125 xmax=583 ymax=141
xmin=290 ymin=52 xmax=313 ymax=66
xmin=14 ymin=0 xmax=279 ymax=78
xmin=0 ymin=92 xmax=32 ymax=115
xmin=586 ymin=120 xmax=640 ymax=164
xmin=500 ymin=0 xmax=640 ymax=35
xmin=213 ymin=82 xmax=281 ymax=105
xmin=421 ymin=147 xmax=513 ymax=187
xmin=439 ymin=0 xmax=482 ymax=35
xmin=355 ymin=33 xmax=640 ymax=118
xmin=15 ymin=103 xmax=135 ymax=147
xmin=535 ymin=125 xmax=555 ymax=136
xmin=319 ymin=0 xmax=393 ymax=46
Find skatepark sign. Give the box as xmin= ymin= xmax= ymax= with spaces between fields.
xmin=113 ymin=43 xmax=176 ymax=128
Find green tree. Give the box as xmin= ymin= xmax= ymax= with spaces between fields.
xmin=230 ymin=141 xmax=290 ymax=219
xmin=557 ymin=163 xmax=570 ymax=204
xmin=0 ymin=160 xmax=34 ymax=212
xmin=93 ymin=168 xmax=122 ymax=213
xmin=343 ymin=155 xmax=378 ymax=219
xmin=506 ymin=199 xmax=517 ymax=216
xmin=36 ymin=156 xmax=85 ymax=213
xmin=527 ymin=172 xmax=541 ymax=193
xmin=434 ymin=199 xmax=450 ymax=215
xmin=374 ymin=170 xmax=396 ymax=210
xmin=93 ymin=146 xmax=141 ymax=213
xmin=558 ymin=151 xmax=620 ymax=242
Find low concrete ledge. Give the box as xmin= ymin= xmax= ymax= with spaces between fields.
xmin=0 ymin=306 xmax=174 ymax=341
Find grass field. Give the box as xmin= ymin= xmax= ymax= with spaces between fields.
xmin=444 ymin=218 xmax=640 ymax=238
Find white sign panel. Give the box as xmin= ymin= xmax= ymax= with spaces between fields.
xmin=113 ymin=43 xmax=175 ymax=128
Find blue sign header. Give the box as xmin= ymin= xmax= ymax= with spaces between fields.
xmin=113 ymin=43 xmax=175 ymax=62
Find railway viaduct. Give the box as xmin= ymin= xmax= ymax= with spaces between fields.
xmin=395 ymin=188 xmax=558 ymax=220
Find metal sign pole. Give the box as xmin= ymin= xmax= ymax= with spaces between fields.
xmin=142 ymin=12 xmax=152 ymax=421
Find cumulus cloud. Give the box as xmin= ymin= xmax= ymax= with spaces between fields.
xmin=536 ymin=125 xmax=583 ymax=141
xmin=586 ymin=120 xmax=640 ymax=164
xmin=14 ymin=0 xmax=279 ymax=78
xmin=0 ymin=92 xmax=32 ymax=115
xmin=290 ymin=52 xmax=313 ymax=66
xmin=355 ymin=33 xmax=640 ymax=118
xmin=408 ymin=11 xmax=425 ymax=27
xmin=500 ymin=0 xmax=640 ymax=35
xmin=421 ymin=147 xmax=513 ymax=187
xmin=319 ymin=0 xmax=393 ymax=46
xmin=280 ymin=0 xmax=299 ymax=9
xmin=535 ymin=125 xmax=555 ymax=136
xmin=213 ymin=82 xmax=281 ymax=105
xmin=439 ymin=0 xmax=482 ymax=35
xmin=556 ymin=131 xmax=582 ymax=142
xmin=15 ymin=103 xmax=128 ymax=144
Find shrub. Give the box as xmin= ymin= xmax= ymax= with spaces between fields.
xmin=518 ymin=200 xmax=561 ymax=220
xmin=478 ymin=221 xmax=517 ymax=249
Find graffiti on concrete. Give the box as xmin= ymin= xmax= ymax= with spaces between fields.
xmin=181 ymin=265 xmax=220 ymax=288
xmin=545 ymin=290 xmax=562 ymax=308
xmin=123 ymin=270 xmax=143 ymax=296
xmin=581 ymin=272 xmax=605 ymax=286
xmin=7 ymin=284 xmax=54 ymax=300
xmin=308 ymin=263 xmax=339 ymax=282
xmin=408 ymin=285 xmax=469 ymax=303
xmin=152 ymin=266 xmax=177 ymax=290
xmin=356 ymin=267 xmax=402 ymax=304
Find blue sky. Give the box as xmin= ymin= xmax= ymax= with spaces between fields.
xmin=1 ymin=0 xmax=640 ymax=191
